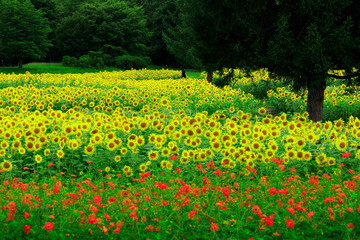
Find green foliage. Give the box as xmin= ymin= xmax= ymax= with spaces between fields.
xmin=62 ymin=56 xmax=77 ymax=67
xmin=0 ymin=0 xmax=51 ymax=67
xmin=55 ymin=0 xmax=150 ymax=58
xmin=115 ymin=55 xmax=151 ymax=70
xmin=232 ymin=79 xmax=284 ymax=100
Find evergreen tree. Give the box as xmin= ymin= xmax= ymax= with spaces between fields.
xmin=0 ymin=0 xmax=51 ymax=68
xmin=262 ymin=0 xmax=360 ymax=121
xmin=179 ymin=0 xmax=360 ymax=121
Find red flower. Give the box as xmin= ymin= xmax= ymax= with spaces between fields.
xmin=88 ymin=215 xmax=97 ymax=224
xmin=44 ymin=222 xmax=54 ymax=231
xmin=269 ymin=187 xmax=277 ymax=195
xmin=129 ymin=210 xmax=137 ymax=220
xmin=341 ymin=152 xmax=351 ymax=158
xmin=261 ymin=217 xmax=275 ymax=227
xmin=324 ymin=197 xmax=335 ymax=204
xmin=146 ymin=225 xmax=154 ymax=231
xmin=93 ymin=195 xmax=103 ymax=207
xmin=307 ymin=211 xmax=315 ymax=220
xmin=23 ymin=225 xmax=31 ymax=234
xmin=347 ymin=223 xmax=355 ymax=229
xmin=286 ymin=219 xmax=295 ymax=228
xmin=48 ymin=163 xmax=54 ymax=167
xmin=206 ymin=161 xmax=215 ymax=169
xmin=157 ymin=182 xmax=167 ymax=190
xmin=210 ymin=223 xmax=219 ymax=231
xmin=104 ymin=213 xmax=111 ymax=221
xmin=188 ymin=210 xmax=197 ymax=219
xmin=23 ymin=212 xmax=30 ymax=219
xmin=222 ymin=186 xmax=231 ymax=197
xmin=286 ymin=207 xmax=295 ymax=215
xmin=108 ymin=197 xmax=117 ymax=203
xmin=170 ymin=155 xmax=178 ymax=160
xmin=344 ymin=181 xmax=356 ymax=189
xmin=66 ymin=193 xmax=78 ymax=200
xmin=90 ymin=205 xmax=99 ymax=214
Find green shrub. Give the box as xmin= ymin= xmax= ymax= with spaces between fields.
xmin=232 ymin=79 xmax=284 ymax=99
xmin=114 ymin=55 xmax=151 ymax=70
xmin=62 ymin=56 xmax=78 ymax=67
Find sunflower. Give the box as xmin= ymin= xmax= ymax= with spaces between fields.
xmin=265 ymin=149 xmax=275 ymax=158
xmin=0 ymin=140 xmax=9 ymax=149
xmin=335 ymin=139 xmax=348 ymax=151
xmin=139 ymin=163 xmax=147 ymax=172
xmin=18 ymin=148 xmax=26 ymax=155
xmin=114 ymin=155 xmax=121 ymax=162
xmin=84 ymin=145 xmax=96 ymax=155
xmin=148 ymin=150 xmax=159 ymax=160
xmin=120 ymin=147 xmax=128 ymax=155
xmin=295 ymin=138 xmax=306 ymax=148
xmin=211 ymin=141 xmax=222 ymax=152
xmin=35 ymin=155 xmax=43 ymax=164
xmin=326 ymin=157 xmax=336 ymax=166
xmin=251 ymin=141 xmax=262 ymax=152
xmin=161 ymin=147 xmax=171 ymax=157
xmin=106 ymin=141 xmax=117 ymax=151
xmin=57 ymin=150 xmax=65 ymax=158
xmin=258 ymin=107 xmax=267 ymax=115
xmin=0 ymin=160 xmax=12 ymax=171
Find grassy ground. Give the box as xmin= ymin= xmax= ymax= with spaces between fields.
xmin=0 ymin=63 xmax=203 ymax=78
xmin=0 ymin=62 xmax=119 ymax=74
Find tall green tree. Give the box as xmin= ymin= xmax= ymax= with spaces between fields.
xmin=180 ymin=0 xmax=359 ymax=121
xmin=30 ymin=0 xmax=61 ymax=61
xmin=136 ymin=0 xmax=179 ymax=66
xmin=166 ymin=0 xmax=266 ymax=82
xmin=261 ymin=0 xmax=360 ymax=121
xmin=0 ymin=0 xmax=51 ymax=68
xmin=56 ymin=0 xmax=150 ymax=58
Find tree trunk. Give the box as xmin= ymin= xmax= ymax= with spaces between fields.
xmin=206 ymin=71 xmax=213 ymax=83
xmin=306 ymin=84 xmax=325 ymax=122
xmin=18 ymin=59 xmax=23 ymax=68
xmin=181 ymin=67 xmax=186 ymax=78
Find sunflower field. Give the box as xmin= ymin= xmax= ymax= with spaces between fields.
xmin=0 ymin=69 xmax=359 ymax=240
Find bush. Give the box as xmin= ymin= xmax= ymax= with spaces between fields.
xmin=62 ymin=56 xmax=77 ymax=67
xmin=115 ymin=55 xmax=151 ymax=70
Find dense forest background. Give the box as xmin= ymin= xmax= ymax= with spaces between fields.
xmin=0 ymin=0 xmax=182 ymax=67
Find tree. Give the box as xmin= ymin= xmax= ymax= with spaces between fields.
xmin=178 ymin=0 xmax=360 ymax=121
xmin=0 ymin=0 xmax=51 ymax=68
xmin=30 ymin=0 xmax=62 ymax=61
xmin=133 ymin=0 xmax=178 ymax=66
xmin=261 ymin=0 xmax=360 ymax=121
xmin=55 ymin=0 xmax=150 ymax=58
xmin=165 ymin=0 xmax=266 ymax=83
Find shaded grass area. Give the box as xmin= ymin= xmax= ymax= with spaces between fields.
xmin=0 ymin=63 xmax=119 ymax=74
xmin=0 ymin=63 xmax=203 ymax=78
